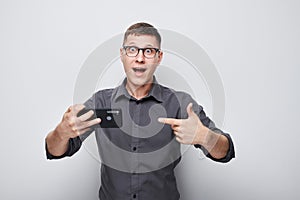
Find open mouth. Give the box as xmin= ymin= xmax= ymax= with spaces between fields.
xmin=133 ymin=67 xmax=146 ymax=73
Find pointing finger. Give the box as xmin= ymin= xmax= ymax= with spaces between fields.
xmin=158 ymin=117 xmax=182 ymax=126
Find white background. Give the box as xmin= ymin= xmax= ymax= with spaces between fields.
xmin=0 ymin=0 xmax=299 ymax=199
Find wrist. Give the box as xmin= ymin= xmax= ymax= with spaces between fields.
xmin=201 ymin=129 xmax=220 ymax=151
xmin=195 ymin=125 xmax=209 ymax=145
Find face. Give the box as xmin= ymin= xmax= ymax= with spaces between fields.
xmin=120 ymin=34 xmax=163 ymax=89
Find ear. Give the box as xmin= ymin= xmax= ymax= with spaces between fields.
xmin=157 ymin=50 xmax=163 ymax=64
xmin=120 ymin=48 xmax=124 ymax=62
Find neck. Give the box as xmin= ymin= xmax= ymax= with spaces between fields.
xmin=126 ymin=81 xmax=153 ymax=100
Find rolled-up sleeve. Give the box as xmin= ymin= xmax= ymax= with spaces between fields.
xmin=194 ymin=105 xmax=235 ymax=163
xmin=45 ymin=136 xmax=82 ymax=160
xmin=194 ymin=132 xmax=235 ymax=163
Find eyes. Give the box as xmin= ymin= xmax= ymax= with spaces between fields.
xmin=123 ymin=46 xmax=160 ymax=58
xmin=128 ymin=46 xmax=137 ymax=52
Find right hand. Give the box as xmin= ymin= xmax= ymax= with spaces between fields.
xmin=54 ymin=104 xmax=101 ymax=140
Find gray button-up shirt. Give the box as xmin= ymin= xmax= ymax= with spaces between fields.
xmin=46 ymin=77 xmax=235 ymax=200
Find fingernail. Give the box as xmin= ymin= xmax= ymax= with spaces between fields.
xmin=158 ymin=118 xmax=164 ymax=123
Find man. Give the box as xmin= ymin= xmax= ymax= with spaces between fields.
xmin=46 ymin=22 xmax=235 ymax=200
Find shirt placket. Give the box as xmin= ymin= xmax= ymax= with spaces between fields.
xmin=130 ymin=100 xmax=141 ymax=199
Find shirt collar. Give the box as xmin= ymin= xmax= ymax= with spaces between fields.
xmin=112 ymin=76 xmax=163 ymax=103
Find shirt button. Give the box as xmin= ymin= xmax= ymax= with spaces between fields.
xmin=133 ymin=194 xmax=137 ymax=198
xmin=132 ymin=147 xmax=137 ymax=151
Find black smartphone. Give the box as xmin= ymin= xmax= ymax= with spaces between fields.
xmin=78 ymin=108 xmax=122 ymax=128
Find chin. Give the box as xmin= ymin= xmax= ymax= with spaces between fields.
xmin=133 ymin=80 xmax=148 ymax=87
xmin=129 ymin=77 xmax=151 ymax=88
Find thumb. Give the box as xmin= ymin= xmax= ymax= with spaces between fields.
xmin=187 ymin=103 xmax=195 ymax=117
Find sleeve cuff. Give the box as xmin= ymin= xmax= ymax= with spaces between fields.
xmin=194 ymin=133 xmax=235 ymax=163
xmin=45 ymin=137 xmax=82 ymax=160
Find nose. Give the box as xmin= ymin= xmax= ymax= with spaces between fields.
xmin=135 ymin=49 xmax=145 ymax=63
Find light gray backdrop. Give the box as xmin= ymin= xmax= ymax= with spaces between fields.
xmin=0 ymin=0 xmax=299 ymax=199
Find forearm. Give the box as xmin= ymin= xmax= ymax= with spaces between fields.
xmin=46 ymin=129 xmax=69 ymax=157
xmin=201 ymin=128 xmax=229 ymax=159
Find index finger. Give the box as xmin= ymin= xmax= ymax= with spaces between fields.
xmin=73 ymin=104 xmax=86 ymax=113
xmin=66 ymin=104 xmax=86 ymax=114
xmin=78 ymin=109 xmax=95 ymax=121
xmin=158 ymin=117 xmax=182 ymax=126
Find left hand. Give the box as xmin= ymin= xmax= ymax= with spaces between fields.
xmin=158 ymin=103 xmax=209 ymax=145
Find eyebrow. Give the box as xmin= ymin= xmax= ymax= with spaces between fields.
xmin=125 ymin=42 xmax=156 ymax=48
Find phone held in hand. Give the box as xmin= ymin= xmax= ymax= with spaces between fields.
xmin=78 ymin=108 xmax=122 ymax=128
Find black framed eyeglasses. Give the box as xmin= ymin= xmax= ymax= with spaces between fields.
xmin=123 ymin=46 xmax=160 ymax=59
